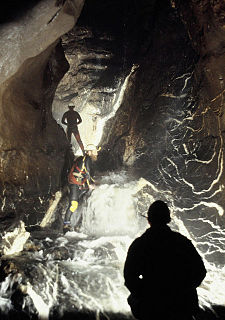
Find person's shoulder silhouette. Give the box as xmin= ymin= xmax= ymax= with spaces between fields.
xmin=62 ymin=103 xmax=81 ymax=123
xmin=124 ymin=200 xmax=206 ymax=320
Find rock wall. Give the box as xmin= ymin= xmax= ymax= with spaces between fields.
xmin=52 ymin=0 xmax=139 ymax=152
xmin=174 ymin=0 xmax=225 ymax=117
xmin=99 ymin=0 xmax=225 ymax=231
xmin=53 ymin=0 xmax=161 ymax=154
xmin=52 ymin=0 xmax=225 ymax=253
xmin=0 ymin=0 xmax=85 ymax=228
xmin=99 ymin=0 xmax=225 ymax=251
xmin=0 ymin=0 xmax=224 ymax=316
xmin=1 ymin=0 xmax=224 ymax=235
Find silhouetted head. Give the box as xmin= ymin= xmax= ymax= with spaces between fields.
xmin=68 ymin=102 xmax=75 ymax=110
xmin=147 ymin=200 xmax=171 ymax=225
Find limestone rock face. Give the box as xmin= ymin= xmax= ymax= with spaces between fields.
xmin=53 ymin=0 xmax=225 ymax=238
xmin=102 ymin=0 xmax=225 ymax=232
xmin=0 ymin=0 xmax=85 ymax=227
xmin=53 ymin=0 xmax=160 ymax=153
xmin=0 ymin=0 xmax=225 ymax=238
xmin=174 ymin=0 xmax=225 ymax=108
xmin=0 ymin=1 xmax=225 ymax=318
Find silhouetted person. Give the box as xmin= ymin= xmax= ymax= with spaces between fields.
xmin=124 ymin=200 xmax=206 ymax=320
xmin=63 ymin=144 xmax=100 ymax=234
xmin=61 ymin=103 xmax=85 ymax=154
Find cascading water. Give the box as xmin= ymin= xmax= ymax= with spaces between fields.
xmin=0 ymin=171 xmax=224 ymax=319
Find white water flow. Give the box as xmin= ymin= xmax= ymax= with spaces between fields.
xmin=0 ymin=172 xmax=225 ymax=319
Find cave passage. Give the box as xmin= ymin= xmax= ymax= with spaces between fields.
xmin=0 ymin=0 xmax=225 ymax=319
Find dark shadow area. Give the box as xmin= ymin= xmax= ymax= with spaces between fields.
xmin=0 ymin=0 xmax=43 ymax=24
xmin=75 ymin=0 xmax=158 ymax=71
xmin=0 ymin=310 xmax=133 ymax=320
xmin=60 ymin=146 xmax=75 ymax=187
xmin=0 ymin=306 xmax=225 ymax=320
xmin=197 ymin=306 xmax=225 ymax=320
xmin=50 ymin=310 xmax=133 ymax=320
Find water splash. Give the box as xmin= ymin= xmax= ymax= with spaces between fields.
xmin=81 ymin=183 xmax=140 ymax=237
xmin=0 ymin=172 xmax=224 ymax=319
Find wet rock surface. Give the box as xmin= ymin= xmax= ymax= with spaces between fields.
xmin=54 ymin=0 xmax=225 ymax=234
xmin=0 ymin=0 xmax=225 ymax=318
xmin=0 ymin=172 xmax=224 ymax=318
xmin=0 ymin=0 xmax=224 ymax=234
xmin=0 ymin=226 xmax=224 ymax=320
xmin=0 ymin=0 xmax=84 ymax=223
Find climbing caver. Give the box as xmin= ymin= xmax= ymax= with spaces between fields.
xmin=63 ymin=144 xmax=100 ymax=234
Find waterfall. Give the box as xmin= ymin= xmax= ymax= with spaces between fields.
xmin=0 ymin=172 xmax=224 ymax=319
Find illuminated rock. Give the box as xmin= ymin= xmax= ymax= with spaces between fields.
xmin=0 ymin=0 xmax=85 ymax=224
xmin=1 ymin=221 xmax=30 ymax=256
xmin=0 ymin=1 xmax=224 ymax=318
